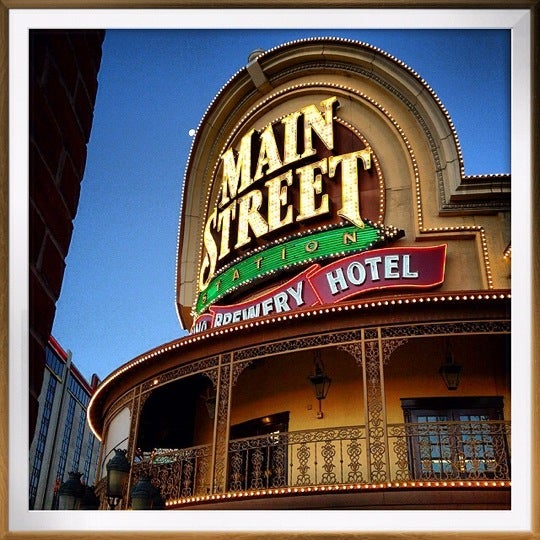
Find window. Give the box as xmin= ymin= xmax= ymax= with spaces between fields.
xmin=45 ymin=345 xmax=65 ymax=380
xmin=401 ymin=397 xmax=510 ymax=480
xmin=71 ymin=408 xmax=86 ymax=473
xmin=67 ymin=373 xmax=90 ymax=407
xmin=29 ymin=375 xmax=57 ymax=509
xmin=54 ymin=396 xmax=76 ymax=502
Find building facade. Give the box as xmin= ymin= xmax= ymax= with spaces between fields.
xmin=29 ymin=29 xmax=105 ymax=442
xmin=29 ymin=336 xmax=101 ymax=510
xmin=88 ymin=38 xmax=511 ymax=510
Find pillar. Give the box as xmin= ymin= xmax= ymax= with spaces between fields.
xmin=339 ymin=328 xmax=407 ymax=483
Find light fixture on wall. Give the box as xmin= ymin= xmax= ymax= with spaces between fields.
xmin=308 ymin=350 xmax=331 ymax=419
xmin=106 ymin=448 xmax=130 ymax=510
xmin=438 ymin=339 xmax=462 ymax=391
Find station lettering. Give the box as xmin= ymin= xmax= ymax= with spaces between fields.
xmin=192 ymin=245 xmax=447 ymax=332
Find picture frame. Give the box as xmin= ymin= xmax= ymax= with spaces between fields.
xmin=1 ymin=1 xmax=537 ymax=538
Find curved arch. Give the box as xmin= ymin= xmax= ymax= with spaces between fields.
xmin=136 ymin=374 xmax=213 ymax=452
xmin=99 ymin=406 xmax=131 ymax=479
xmin=175 ymin=38 xmax=477 ymax=330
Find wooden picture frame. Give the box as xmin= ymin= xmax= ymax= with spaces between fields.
xmin=1 ymin=2 xmax=537 ymax=539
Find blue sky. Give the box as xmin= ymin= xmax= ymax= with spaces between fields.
xmin=51 ymin=28 xmax=510 ymax=382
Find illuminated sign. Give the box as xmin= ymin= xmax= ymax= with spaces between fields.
xmin=196 ymin=221 xmax=404 ymax=314
xmin=196 ymin=95 xmax=390 ymax=316
xmin=192 ymin=245 xmax=447 ymax=333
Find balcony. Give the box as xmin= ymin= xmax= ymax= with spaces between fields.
xmin=131 ymin=419 xmax=511 ymax=510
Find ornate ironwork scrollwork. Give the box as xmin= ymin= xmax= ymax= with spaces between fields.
xmin=381 ymin=321 xmax=510 ymax=339
xmin=131 ymin=420 xmax=509 ymax=504
xmin=131 ymin=444 xmax=211 ymax=501
xmin=213 ymin=357 xmax=232 ymax=492
xmin=234 ymin=330 xmax=361 ymax=362
xmin=140 ymin=356 xmax=220 ymax=392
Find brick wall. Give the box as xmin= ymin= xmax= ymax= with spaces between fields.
xmin=29 ymin=30 xmax=105 ymax=442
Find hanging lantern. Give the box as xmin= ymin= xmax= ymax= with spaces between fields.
xmin=308 ymin=350 xmax=331 ymax=418
xmin=439 ymin=339 xmax=462 ymax=391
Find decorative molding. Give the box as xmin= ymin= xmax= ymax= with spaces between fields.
xmin=234 ymin=330 xmax=362 ymax=362
xmin=140 ymin=356 xmax=219 ymax=393
xmin=381 ymin=320 xmax=510 ymax=339
xmin=276 ymin=60 xmax=509 ymax=213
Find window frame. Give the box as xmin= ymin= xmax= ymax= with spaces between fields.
xmin=400 ymin=396 xmax=510 ymax=480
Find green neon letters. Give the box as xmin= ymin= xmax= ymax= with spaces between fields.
xmin=195 ymin=222 xmax=400 ymax=314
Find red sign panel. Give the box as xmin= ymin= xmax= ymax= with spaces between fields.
xmin=191 ymin=245 xmax=446 ymax=333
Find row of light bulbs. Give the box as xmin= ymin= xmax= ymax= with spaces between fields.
xmin=165 ymin=479 xmax=510 ymax=507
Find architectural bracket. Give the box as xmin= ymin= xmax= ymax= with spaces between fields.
xmin=246 ymin=57 xmax=273 ymax=94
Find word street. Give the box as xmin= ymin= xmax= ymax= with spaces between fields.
xmin=199 ymin=96 xmax=372 ymax=290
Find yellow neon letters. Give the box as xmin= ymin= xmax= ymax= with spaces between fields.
xmin=198 ymin=96 xmax=372 ymax=291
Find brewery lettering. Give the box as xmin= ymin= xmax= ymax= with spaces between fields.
xmin=213 ymin=281 xmax=305 ymax=327
xmin=192 ymin=246 xmax=447 ymax=332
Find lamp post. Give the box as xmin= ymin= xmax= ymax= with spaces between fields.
xmin=106 ymin=449 xmax=130 ymax=510
xmin=57 ymin=471 xmax=85 ymax=510
xmin=131 ymin=475 xmax=165 ymax=510
xmin=308 ymin=351 xmax=331 ymax=419
xmin=79 ymin=485 xmax=100 ymax=510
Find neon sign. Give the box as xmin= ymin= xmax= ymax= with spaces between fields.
xmin=192 ymin=245 xmax=447 ymax=333
xmin=196 ymin=95 xmax=391 ymax=315
xmin=196 ymin=221 xmax=403 ymax=314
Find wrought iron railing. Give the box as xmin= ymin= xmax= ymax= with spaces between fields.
xmin=387 ymin=420 xmax=511 ymax=481
xmin=228 ymin=425 xmax=366 ymax=490
xmin=132 ymin=444 xmax=212 ymax=501
xmin=131 ymin=420 xmax=510 ymax=502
